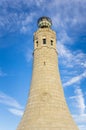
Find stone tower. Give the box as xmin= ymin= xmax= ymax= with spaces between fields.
xmin=17 ymin=17 xmax=79 ymax=130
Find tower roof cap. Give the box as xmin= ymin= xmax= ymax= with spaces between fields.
xmin=37 ymin=16 xmax=52 ymax=28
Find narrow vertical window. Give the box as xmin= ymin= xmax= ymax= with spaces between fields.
xmin=36 ymin=41 xmax=38 ymax=47
xmin=51 ymin=40 xmax=53 ymax=46
xmin=43 ymin=39 xmax=46 ymax=44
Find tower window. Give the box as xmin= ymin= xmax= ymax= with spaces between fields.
xmin=36 ymin=41 xmax=38 ymax=47
xmin=43 ymin=39 xmax=46 ymax=44
xmin=51 ymin=40 xmax=53 ymax=46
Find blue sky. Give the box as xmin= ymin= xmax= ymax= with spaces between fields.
xmin=0 ymin=0 xmax=86 ymax=130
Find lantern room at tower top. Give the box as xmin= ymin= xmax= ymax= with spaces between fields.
xmin=37 ymin=16 xmax=52 ymax=28
xmin=34 ymin=16 xmax=56 ymax=50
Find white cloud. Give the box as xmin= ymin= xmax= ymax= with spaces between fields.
xmin=57 ymin=39 xmax=86 ymax=71
xmin=72 ymin=114 xmax=86 ymax=130
xmin=57 ymin=42 xmax=73 ymax=60
xmin=81 ymin=62 xmax=86 ymax=68
xmin=20 ymin=12 xmax=36 ymax=33
xmin=25 ymin=48 xmax=33 ymax=62
xmin=63 ymin=71 xmax=86 ymax=87
xmin=0 ymin=69 xmax=7 ymax=77
xmin=73 ymin=114 xmax=86 ymax=124
xmin=0 ymin=1 xmax=38 ymax=36
xmin=57 ymin=30 xmax=73 ymax=44
xmin=34 ymin=0 xmax=45 ymax=7
xmin=0 ymin=0 xmax=85 ymax=36
xmin=8 ymin=108 xmax=23 ymax=116
xmin=20 ymin=26 xmax=27 ymax=33
xmin=70 ymin=86 xmax=86 ymax=130
xmin=78 ymin=124 xmax=86 ymax=130
xmin=70 ymin=87 xmax=86 ymax=115
xmin=0 ymin=91 xmax=23 ymax=109
xmin=52 ymin=0 xmax=86 ymax=28
xmin=75 ymin=87 xmax=86 ymax=115
xmin=74 ymin=52 xmax=86 ymax=66
xmin=0 ymin=91 xmax=24 ymax=116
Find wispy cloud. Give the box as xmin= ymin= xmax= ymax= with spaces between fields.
xmin=57 ymin=41 xmax=73 ymax=60
xmin=78 ymin=125 xmax=86 ymax=130
xmin=57 ymin=29 xmax=86 ymax=130
xmin=52 ymin=0 xmax=86 ymax=30
xmin=25 ymin=49 xmax=33 ymax=62
xmin=69 ymin=86 xmax=86 ymax=130
xmin=73 ymin=114 xmax=86 ymax=130
xmin=57 ymin=38 xmax=86 ymax=87
xmin=8 ymin=108 xmax=23 ymax=116
xmin=70 ymin=87 xmax=86 ymax=115
xmin=0 ymin=69 xmax=7 ymax=77
xmin=63 ymin=71 xmax=86 ymax=87
xmin=0 ymin=92 xmax=22 ymax=109
xmin=75 ymin=87 xmax=86 ymax=114
xmin=0 ymin=0 xmax=85 ymax=37
xmin=0 ymin=91 xmax=24 ymax=116
xmin=58 ymin=41 xmax=86 ymax=68
xmin=20 ymin=12 xmax=36 ymax=33
xmin=57 ymin=30 xmax=73 ymax=45
xmin=0 ymin=1 xmax=38 ymax=36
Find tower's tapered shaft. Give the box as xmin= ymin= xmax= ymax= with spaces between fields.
xmin=17 ymin=17 xmax=79 ymax=130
